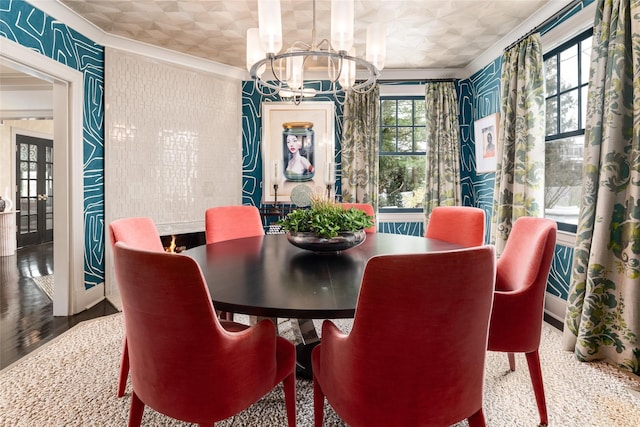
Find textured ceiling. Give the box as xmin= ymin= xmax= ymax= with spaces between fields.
xmin=57 ymin=0 xmax=553 ymax=71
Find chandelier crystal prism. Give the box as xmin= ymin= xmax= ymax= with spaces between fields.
xmin=247 ymin=0 xmax=385 ymax=102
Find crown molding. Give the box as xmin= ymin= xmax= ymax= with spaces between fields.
xmin=465 ymin=0 xmax=574 ymax=76
xmin=28 ymin=1 xmax=246 ymax=80
xmin=27 ymin=0 xmax=595 ymax=84
xmin=26 ymin=1 xmax=477 ymax=83
xmin=379 ymin=68 xmax=467 ymax=81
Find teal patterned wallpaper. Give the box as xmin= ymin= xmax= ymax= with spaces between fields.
xmin=241 ymin=25 xmax=581 ymax=298
xmin=5 ymin=0 xmax=591 ymax=298
xmin=459 ymin=57 xmax=502 ymax=241
xmin=1 ymin=0 xmax=105 ymax=289
xmin=241 ymin=81 xmax=440 ymax=237
xmin=379 ymin=221 xmax=423 ymax=236
xmin=241 ymin=80 xmax=344 ymax=207
xmin=457 ymin=0 xmax=596 ymax=300
xmin=461 ymin=56 xmax=574 ymax=300
xmin=548 ymin=245 xmax=574 ymax=299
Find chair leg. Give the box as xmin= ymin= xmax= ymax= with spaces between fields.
xmin=117 ymin=338 xmax=129 ymax=397
xmin=283 ymin=372 xmax=297 ymax=427
xmin=525 ymin=350 xmax=548 ymax=426
xmin=128 ymin=391 xmax=145 ymax=427
xmin=467 ymin=408 xmax=487 ymax=427
xmin=508 ymin=352 xmax=516 ymax=371
xmin=313 ymin=377 xmax=325 ymax=427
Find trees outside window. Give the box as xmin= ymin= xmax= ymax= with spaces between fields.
xmin=379 ymin=97 xmax=426 ymax=211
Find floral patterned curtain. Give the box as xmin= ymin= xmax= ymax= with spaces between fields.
xmin=341 ymin=85 xmax=380 ymax=208
xmin=423 ymin=81 xmax=461 ymax=221
xmin=490 ymin=33 xmax=546 ymax=255
xmin=563 ymin=0 xmax=640 ymax=375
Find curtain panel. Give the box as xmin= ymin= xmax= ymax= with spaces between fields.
xmin=341 ymin=85 xmax=380 ymax=208
xmin=423 ymin=81 xmax=462 ymax=221
xmin=490 ymin=33 xmax=546 ymax=255
xmin=564 ymin=0 xmax=640 ymax=375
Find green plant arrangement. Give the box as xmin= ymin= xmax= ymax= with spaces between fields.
xmin=278 ymin=195 xmax=374 ymax=239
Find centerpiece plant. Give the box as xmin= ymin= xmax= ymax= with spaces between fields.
xmin=278 ymin=194 xmax=374 ymax=239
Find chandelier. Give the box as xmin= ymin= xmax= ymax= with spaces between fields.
xmin=246 ymin=0 xmax=386 ymax=102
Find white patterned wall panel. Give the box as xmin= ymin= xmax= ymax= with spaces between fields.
xmin=104 ymin=48 xmax=242 ymax=302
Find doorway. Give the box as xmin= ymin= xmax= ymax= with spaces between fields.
xmin=2 ymin=36 xmax=91 ymax=316
xmin=16 ymin=134 xmax=54 ymax=247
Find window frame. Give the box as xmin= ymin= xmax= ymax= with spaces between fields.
xmin=378 ymin=95 xmax=427 ymax=214
xmin=543 ymin=27 xmax=593 ymax=233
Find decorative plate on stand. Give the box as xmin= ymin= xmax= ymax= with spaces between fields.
xmin=290 ymin=184 xmax=313 ymax=207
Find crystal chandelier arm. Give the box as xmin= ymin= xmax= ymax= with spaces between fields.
xmin=251 ymin=51 xmax=378 ymax=96
xmin=326 ymin=55 xmax=343 ymax=84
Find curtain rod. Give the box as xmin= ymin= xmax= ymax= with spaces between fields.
xmin=504 ymin=0 xmax=583 ymax=52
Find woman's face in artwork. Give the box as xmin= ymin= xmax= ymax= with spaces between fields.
xmin=287 ymin=135 xmax=301 ymax=153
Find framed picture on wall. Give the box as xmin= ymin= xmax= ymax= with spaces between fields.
xmin=474 ymin=113 xmax=499 ymax=172
xmin=262 ymin=101 xmax=335 ymax=203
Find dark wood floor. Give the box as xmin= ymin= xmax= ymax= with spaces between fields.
xmin=0 ymin=242 xmax=118 ymax=370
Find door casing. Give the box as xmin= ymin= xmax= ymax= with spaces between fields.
xmin=2 ymin=36 xmax=104 ymax=316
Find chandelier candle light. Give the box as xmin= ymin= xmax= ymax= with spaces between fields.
xmin=247 ymin=0 xmax=386 ymax=103
xmin=324 ymin=141 xmax=336 ymax=199
xmin=324 ymin=162 xmax=336 ymax=200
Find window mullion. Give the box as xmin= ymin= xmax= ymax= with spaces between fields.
xmin=379 ymin=93 xmax=427 ymax=212
xmin=542 ymin=28 xmax=592 ymax=233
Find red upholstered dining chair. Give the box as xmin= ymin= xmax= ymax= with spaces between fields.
xmin=112 ymin=242 xmax=297 ymax=427
xmin=487 ymin=217 xmax=557 ymax=427
xmin=109 ymin=216 xmax=164 ymax=252
xmin=312 ymin=246 xmax=496 ymax=427
xmin=339 ymin=202 xmax=377 ymax=233
xmin=205 ymin=205 xmax=265 ymax=320
xmin=109 ymin=217 xmax=165 ymax=398
xmin=205 ymin=205 xmax=264 ymax=244
xmin=425 ymin=205 xmax=486 ymax=247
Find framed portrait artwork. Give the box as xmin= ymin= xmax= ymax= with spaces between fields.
xmin=262 ymin=101 xmax=336 ymax=203
xmin=474 ymin=113 xmax=499 ymax=172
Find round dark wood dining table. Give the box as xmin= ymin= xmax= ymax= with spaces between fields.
xmin=184 ymin=233 xmax=464 ymax=320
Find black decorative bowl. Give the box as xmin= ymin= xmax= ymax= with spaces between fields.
xmin=286 ymin=230 xmax=366 ymax=253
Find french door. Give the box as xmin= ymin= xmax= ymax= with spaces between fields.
xmin=16 ymin=134 xmax=54 ymax=247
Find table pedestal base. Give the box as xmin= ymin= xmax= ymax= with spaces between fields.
xmin=295 ymin=341 xmax=320 ymax=380
xmin=291 ymin=318 xmax=320 ymax=379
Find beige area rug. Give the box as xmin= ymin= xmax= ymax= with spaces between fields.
xmin=32 ymin=274 xmax=54 ymax=301
xmin=1 ymin=313 xmax=639 ymax=427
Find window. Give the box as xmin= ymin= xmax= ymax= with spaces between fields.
xmin=544 ymin=28 xmax=593 ymax=232
xmin=378 ymin=97 xmax=426 ymax=212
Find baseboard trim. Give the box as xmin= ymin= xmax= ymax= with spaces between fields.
xmin=545 ymin=293 xmax=566 ymax=326
xmin=78 ymin=282 xmax=105 ymax=312
xmin=106 ymin=294 xmax=122 ymax=312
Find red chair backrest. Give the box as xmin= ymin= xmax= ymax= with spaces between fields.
xmin=205 ymin=205 xmax=264 ymax=244
xmin=109 ymin=217 xmax=164 ymax=252
xmin=497 ymin=217 xmax=556 ymax=293
xmin=319 ymin=246 xmax=496 ymax=426
xmin=112 ymin=242 xmax=280 ymax=422
xmin=339 ymin=202 xmax=376 ymax=233
xmin=489 ymin=217 xmax=557 ymax=351
xmin=426 ymin=206 xmax=485 ymax=247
